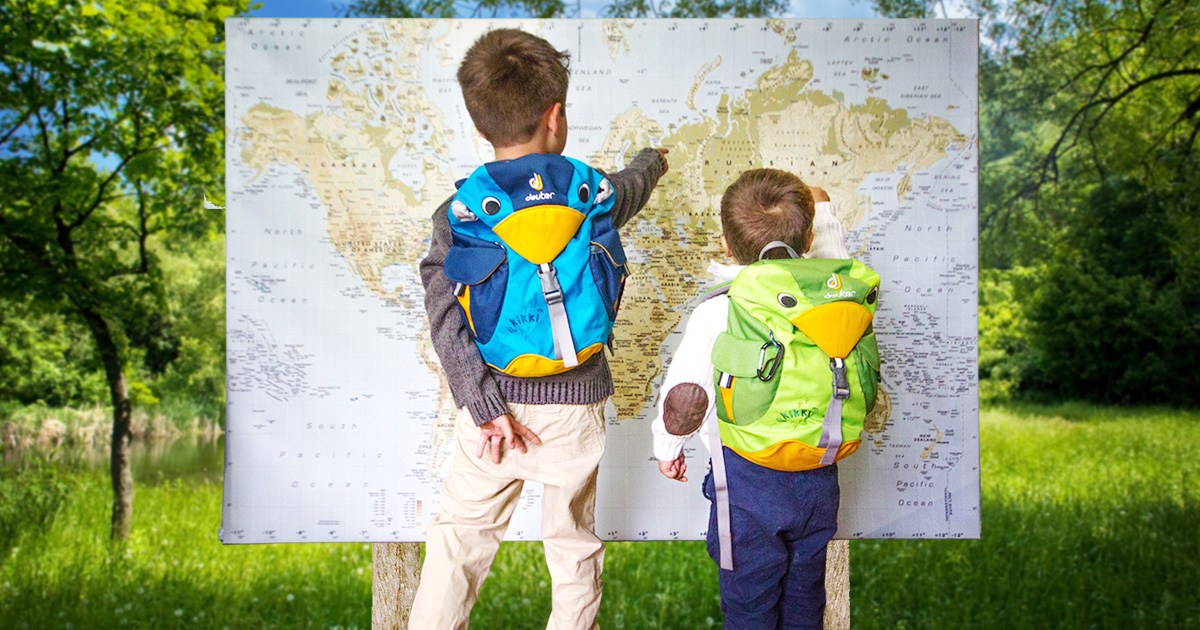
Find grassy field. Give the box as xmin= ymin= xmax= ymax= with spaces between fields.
xmin=1 ymin=404 xmax=1197 ymax=629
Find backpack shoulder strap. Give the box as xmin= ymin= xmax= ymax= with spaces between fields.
xmin=703 ymin=277 xmax=735 ymax=571
xmin=701 ymin=282 xmax=732 ymax=302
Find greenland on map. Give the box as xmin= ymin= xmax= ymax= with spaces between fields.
xmin=221 ymin=18 xmax=981 ymax=544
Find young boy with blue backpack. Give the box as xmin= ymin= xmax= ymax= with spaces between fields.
xmin=413 ymin=28 xmax=668 ymax=630
xmin=652 ymin=168 xmax=880 ymax=629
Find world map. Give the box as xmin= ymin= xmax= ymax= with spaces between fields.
xmin=221 ymin=18 xmax=980 ymax=543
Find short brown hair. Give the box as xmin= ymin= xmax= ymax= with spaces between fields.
xmin=456 ymin=28 xmax=570 ymax=148
xmin=719 ymin=169 xmax=815 ymax=265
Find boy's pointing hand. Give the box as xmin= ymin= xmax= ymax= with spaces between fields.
xmin=477 ymin=414 xmax=542 ymax=464
xmin=809 ymin=185 xmax=830 ymax=203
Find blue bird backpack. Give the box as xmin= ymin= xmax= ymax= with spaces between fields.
xmin=443 ymin=153 xmax=627 ymax=377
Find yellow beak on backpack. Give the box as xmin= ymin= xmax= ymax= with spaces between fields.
xmin=492 ymin=205 xmax=585 ymax=264
xmin=791 ymin=301 xmax=873 ymax=359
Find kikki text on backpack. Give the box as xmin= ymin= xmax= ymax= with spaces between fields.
xmin=443 ymin=154 xmax=627 ymax=377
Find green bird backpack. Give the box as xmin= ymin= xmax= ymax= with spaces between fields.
xmin=705 ymin=241 xmax=881 ymax=569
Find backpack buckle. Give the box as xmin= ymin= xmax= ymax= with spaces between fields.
xmin=830 ymin=357 xmax=850 ymax=399
xmin=757 ymin=331 xmax=784 ymax=382
xmin=536 ymin=263 xmax=563 ymax=305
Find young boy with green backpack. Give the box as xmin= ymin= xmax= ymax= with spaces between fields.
xmin=652 ymin=168 xmax=880 ymax=629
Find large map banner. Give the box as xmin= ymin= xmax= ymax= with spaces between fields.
xmin=221 ymin=18 xmax=980 ymax=543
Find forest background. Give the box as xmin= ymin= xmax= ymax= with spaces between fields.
xmin=1 ymin=0 xmax=1197 ymax=628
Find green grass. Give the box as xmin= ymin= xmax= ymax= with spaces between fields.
xmin=853 ymin=404 xmax=1200 ymax=629
xmin=1 ymin=403 xmax=1197 ymax=629
xmin=0 ymin=473 xmax=372 ymax=630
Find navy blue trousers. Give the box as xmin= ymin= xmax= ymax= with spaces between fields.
xmin=703 ymin=448 xmax=841 ymax=630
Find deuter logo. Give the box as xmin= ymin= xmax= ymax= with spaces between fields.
xmin=528 ymin=173 xmax=543 ymax=191
xmin=524 ymin=190 xmax=556 ymax=202
xmin=826 ymin=273 xmax=842 ymax=290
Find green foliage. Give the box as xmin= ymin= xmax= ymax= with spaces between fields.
xmin=977 ymin=267 xmax=1035 ymax=401
xmin=0 ymin=460 xmax=70 ymax=557
xmin=0 ymin=0 xmax=253 ymax=339
xmin=151 ymin=234 xmax=227 ymax=407
xmin=0 ymin=298 xmax=107 ymax=406
xmin=1021 ymin=177 xmax=1200 ymax=405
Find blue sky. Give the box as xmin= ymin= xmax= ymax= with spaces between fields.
xmin=248 ymin=0 xmax=880 ymax=19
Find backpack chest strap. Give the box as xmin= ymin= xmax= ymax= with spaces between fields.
xmin=537 ymin=262 xmax=579 ymax=368
xmin=818 ymin=357 xmax=850 ymax=466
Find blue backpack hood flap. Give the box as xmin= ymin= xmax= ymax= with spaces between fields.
xmin=444 ymin=230 xmax=506 ymax=286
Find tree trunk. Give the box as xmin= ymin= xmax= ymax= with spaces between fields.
xmin=80 ymin=306 xmax=134 ymax=542
xmin=372 ymin=542 xmax=421 ymax=630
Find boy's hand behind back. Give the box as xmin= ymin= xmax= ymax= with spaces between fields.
xmin=477 ymin=414 xmax=542 ymax=464
xmin=658 ymin=455 xmax=688 ymax=483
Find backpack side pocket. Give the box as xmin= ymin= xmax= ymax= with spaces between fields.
xmin=853 ymin=331 xmax=880 ymax=412
xmin=444 ymin=231 xmax=508 ymax=345
xmin=712 ymin=331 xmax=780 ymax=427
xmin=588 ymin=213 xmax=627 ymax=321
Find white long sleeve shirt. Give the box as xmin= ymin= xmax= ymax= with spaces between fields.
xmin=650 ymin=200 xmax=852 ymax=461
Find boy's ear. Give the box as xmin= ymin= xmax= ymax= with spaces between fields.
xmin=543 ymin=102 xmax=563 ymax=136
xmin=720 ymin=235 xmax=733 ymax=258
xmin=805 ymin=231 xmax=814 ymax=254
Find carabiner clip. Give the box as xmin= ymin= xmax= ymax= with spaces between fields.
xmin=757 ymin=331 xmax=784 ymax=382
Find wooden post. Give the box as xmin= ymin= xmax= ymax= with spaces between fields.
xmin=372 ymin=543 xmax=421 ymax=630
xmin=371 ymin=540 xmax=847 ymax=628
xmin=823 ymin=540 xmax=850 ymax=629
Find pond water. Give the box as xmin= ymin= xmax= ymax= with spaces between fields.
xmin=2 ymin=436 xmax=225 ymax=485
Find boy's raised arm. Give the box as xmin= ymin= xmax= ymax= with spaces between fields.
xmin=419 ymin=196 xmax=511 ymax=426
xmin=606 ymin=148 xmax=668 ymax=230
xmin=806 ymin=185 xmax=851 ymax=260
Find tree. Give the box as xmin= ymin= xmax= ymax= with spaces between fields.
xmin=0 ymin=0 xmax=253 ymax=541
xmin=869 ymin=0 xmax=1200 ymax=259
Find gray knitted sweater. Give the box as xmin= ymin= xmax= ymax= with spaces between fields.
xmin=419 ymin=148 xmax=668 ymax=425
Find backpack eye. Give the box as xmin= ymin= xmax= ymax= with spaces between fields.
xmin=578 ymin=183 xmax=591 ymax=204
xmin=481 ymin=196 xmax=502 ymax=216
xmin=596 ymin=178 xmax=613 ymax=203
xmin=866 ymin=287 xmax=878 ymax=305
xmin=451 ymin=200 xmax=478 ymax=222
xmin=778 ymin=293 xmax=798 ymax=308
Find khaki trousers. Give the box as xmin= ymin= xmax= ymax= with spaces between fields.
xmin=408 ymin=401 xmax=608 ymax=630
